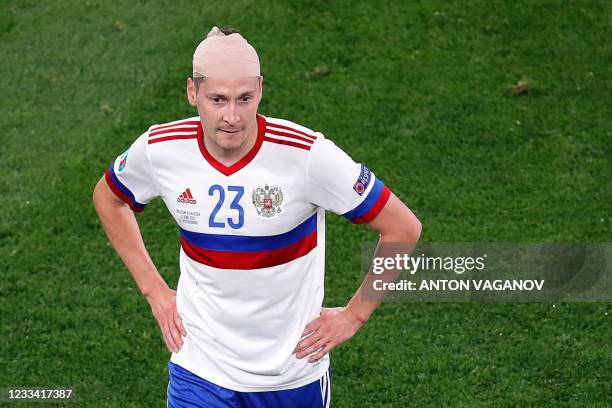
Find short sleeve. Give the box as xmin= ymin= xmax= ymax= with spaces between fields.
xmin=104 ymin=132 xmax=159 ymax=212
xmin=306 ymin=135 xmax=391 ymax=224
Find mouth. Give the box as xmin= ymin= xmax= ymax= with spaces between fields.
xmin=219 ymin=128 xmax=241 ymax=134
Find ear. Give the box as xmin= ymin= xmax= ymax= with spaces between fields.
xmin=186 ymin=78 xmax=197 ymax=107
xmin=258 ymin=76 xmax=264 ymax=103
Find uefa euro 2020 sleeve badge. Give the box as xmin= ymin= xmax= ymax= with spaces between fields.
xmin=118 ymin=150 xmax=129 ymax=172
xmin=252 ymin=185 xmax=284 ymax=218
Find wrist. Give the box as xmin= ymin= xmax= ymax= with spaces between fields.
xmin=345 ymin=302 xmax=371 ymax=325
xmin=141 ymin=280 xmax=170 ymax=301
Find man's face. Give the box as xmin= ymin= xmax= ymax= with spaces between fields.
xmin=187 ymin=76 xmax=262 ymax=152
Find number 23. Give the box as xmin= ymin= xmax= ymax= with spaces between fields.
xmin=208 ymin=184 xmax=244 ymax=229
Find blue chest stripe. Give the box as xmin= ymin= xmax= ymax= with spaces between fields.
xmin=179 ymin=213 xmax=317 ymax=252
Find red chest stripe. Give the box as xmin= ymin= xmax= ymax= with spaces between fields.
xmin=180 ymin=230 xmax=317 ymax=269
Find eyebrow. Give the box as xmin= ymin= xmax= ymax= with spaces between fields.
xmin=206 ymin=92 xmax=255 ymax=99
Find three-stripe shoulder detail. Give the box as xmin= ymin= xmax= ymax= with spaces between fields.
xmin=148 ymin=118 xmax=199 ymax=145
xmin=263 ymin=121 xmax=318 ymax=151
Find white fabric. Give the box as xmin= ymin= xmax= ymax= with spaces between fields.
xmin=111 ymin=115 xmax=379 ymax=391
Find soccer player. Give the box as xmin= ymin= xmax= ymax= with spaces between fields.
xmin=93 ymin=27 xmax=421 ymax=407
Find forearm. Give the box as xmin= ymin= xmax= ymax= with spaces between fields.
xmin=297 ymin=226 xmax=420 ymax=362
xmin=346 ymin=193 xmax=422 ymax=322
xmin=345 ymin=236 xmax=414 ymax=323
xmin=93 ymin=177 xmax=168 ymax=299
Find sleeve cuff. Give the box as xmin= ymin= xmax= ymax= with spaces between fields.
xmin=105 ymin=165 xmax=147 ymax=213
xmin=342 ymin=178 xmax=391 ymax=224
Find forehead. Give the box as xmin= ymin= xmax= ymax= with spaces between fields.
xmin=199 ymin=76 xmax=260 ymax=95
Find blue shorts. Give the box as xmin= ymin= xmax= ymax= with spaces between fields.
xmin=167 ymin=362 xmax=331 ymax=408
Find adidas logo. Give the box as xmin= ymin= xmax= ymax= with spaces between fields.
xmin=177 ymin=188 xmax=197 ymax=204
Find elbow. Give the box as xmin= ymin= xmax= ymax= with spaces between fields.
xmin=406 ymin=215 xmax=422 ymax=243
xmin=396 ymin=211 xmax=422 ymax=243
xmin=380 ymin=213 xmax=422 ymax=243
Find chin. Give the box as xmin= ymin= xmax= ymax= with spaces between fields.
xmin=221 ymin=142 xmax=244 ymax=151
xmin=217 ymin=133 xmax=246 ymax=151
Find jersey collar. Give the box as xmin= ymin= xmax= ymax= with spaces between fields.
xmin=197 ymin=114 xmax=266 ymax=176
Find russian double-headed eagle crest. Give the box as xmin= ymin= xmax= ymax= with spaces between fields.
xmin=252 ymin=185 xmax=284 ymax=218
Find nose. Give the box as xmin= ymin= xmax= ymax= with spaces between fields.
xmin=222 ymin=102 xmax=239 ymax=126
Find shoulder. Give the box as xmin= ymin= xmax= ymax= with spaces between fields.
xmin=146 ymin=116 xmax=200 ymax=145
xmin=262 ymin=115 xmax=324 ymax=152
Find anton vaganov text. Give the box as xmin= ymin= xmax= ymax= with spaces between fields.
xmin=374 ymin=279 xmax=545 ymax=291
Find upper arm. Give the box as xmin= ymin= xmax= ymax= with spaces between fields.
xmin=93 ymin=174 xmax=126 ymax=208
xmin=367 ymin=192 xmax=422 ymax=242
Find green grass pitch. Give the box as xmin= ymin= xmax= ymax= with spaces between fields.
xmin=1 ymin=1 xmax=610 ymax=407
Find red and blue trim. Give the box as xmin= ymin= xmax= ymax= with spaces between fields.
xmin=104 ymin=163 xmax=147 ymax=212
xmin=343 ymin=178 xmax=391 ymax=224
xmin=179 ymin=214 xmax=318 ymax=269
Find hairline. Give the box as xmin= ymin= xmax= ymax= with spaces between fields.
xmin=192 ymin=75 xmax=262 ymax=94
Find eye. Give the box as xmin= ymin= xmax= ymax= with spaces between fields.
xmin=211 ymin=97 xmax=222 ymax=103
xmin=240 ymin=96 xmax=252 ymax=103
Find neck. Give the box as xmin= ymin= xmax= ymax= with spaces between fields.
xmin=203 ymin=122 xmax=259 ymax=166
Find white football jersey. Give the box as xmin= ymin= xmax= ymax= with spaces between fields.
xmin=106 ymin=114 xmax=390 ymax=392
